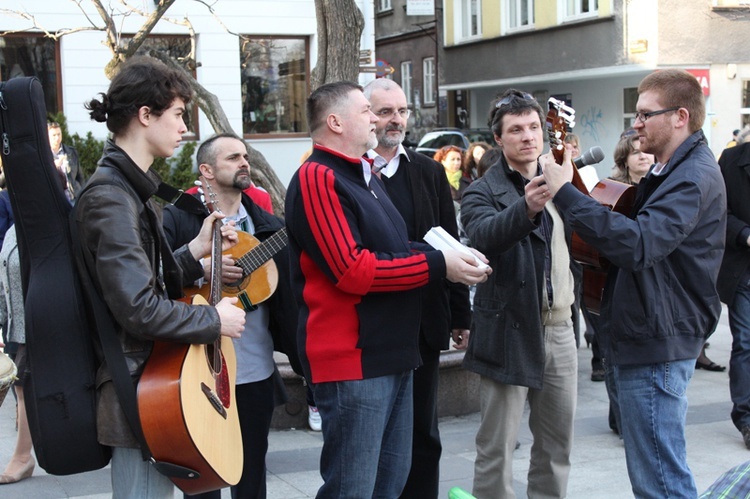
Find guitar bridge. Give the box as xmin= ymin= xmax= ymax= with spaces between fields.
xmin=200 ymin=382 xmax=228 ymax=419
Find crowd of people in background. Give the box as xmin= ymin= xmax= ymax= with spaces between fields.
xmin=2 ymin=61 xmax=750 ymax=499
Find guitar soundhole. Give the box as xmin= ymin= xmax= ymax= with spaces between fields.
xmin=204 ymin=345 xmax=231 ymax=408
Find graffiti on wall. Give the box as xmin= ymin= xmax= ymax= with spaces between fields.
xmin=578 ymin=106 xmax=606 ymax=144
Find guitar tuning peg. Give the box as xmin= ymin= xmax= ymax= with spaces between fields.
xmin=193 ymin=180 xmax=202 ymax=186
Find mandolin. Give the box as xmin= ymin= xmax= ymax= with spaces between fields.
xmin=137 ymin=178 xmax=243 ymax=494
xmin=546 ymin=98 xmax=636 ymax=314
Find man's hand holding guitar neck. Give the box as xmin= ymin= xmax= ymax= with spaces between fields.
xmin=541 ymin=142 xmax=575 ymax=198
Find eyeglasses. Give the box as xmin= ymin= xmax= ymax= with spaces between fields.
xmin=495 ymin=92 xmax=534 ymax=109
xmin=634 ymin=107 xmax=680 ymax=123
xmin=374 ymin=108 xmax=411 ymax=120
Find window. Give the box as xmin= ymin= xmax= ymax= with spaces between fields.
xmin=125 ymin=35 xmax=200 ymax=139
xmin=507 ymin=0 xmax=535 ymax=31
xmin=623 ymin=87 xmax=638 ymax=130
xmin=378 ymin=0 xmax=393 ymax=12
xmin=239 ymin=37 xmax=309 ymax=136
xmin=0 ymin=33 xmax=60 ymax=114
xmin=423 ymin=57 xmax=435 ymax=105
xmin=401 ymin=61 xmax=413 ymax=105
xmin=563 ymin=0 xmax=598 ymax=20
xmin=459 ymin=0 xmax=482 ymax=39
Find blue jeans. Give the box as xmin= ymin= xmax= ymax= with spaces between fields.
xmin=313 ymin=371 xmax=414 ymax=499
xmin=729 ymin=275 xmax=750 ymax=432
xmin=614 ymin=359 xmax=696 ymax=499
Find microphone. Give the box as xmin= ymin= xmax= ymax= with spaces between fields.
xmin=573 ymin=146 xmax=605 ymax=169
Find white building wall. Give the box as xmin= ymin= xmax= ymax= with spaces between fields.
xmin=1 ymin=0 xmax=322 ymax=187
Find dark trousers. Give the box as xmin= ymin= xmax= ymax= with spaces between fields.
xmin=399 ymin=338 xmax=442 ymax=499
xmin=185 ymin=375 xmax=276 ymax=499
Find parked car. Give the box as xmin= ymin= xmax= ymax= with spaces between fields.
xmin=415 ymin=128 xmax=494 ymax=157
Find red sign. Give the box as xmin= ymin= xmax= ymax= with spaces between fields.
xmin=686 ymin=69 xmax=710 ymax=97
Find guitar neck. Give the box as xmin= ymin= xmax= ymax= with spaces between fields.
xmin=235 ymin=228 xmax=288 ymax=274
xmin=208 ymin=221 xmax=223 ymax=306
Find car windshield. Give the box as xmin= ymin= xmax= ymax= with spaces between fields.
xmin=418 ymin=133 xmax=466 ymax=149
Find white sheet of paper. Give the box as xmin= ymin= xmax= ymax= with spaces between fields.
xmin=423 ymin=226 xmax=490 ymax=271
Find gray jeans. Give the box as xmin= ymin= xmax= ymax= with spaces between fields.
xmin=111 ymin=447 xmax=174 ymax=499
xmin=473 ymin=320 xmax=578 ymax=499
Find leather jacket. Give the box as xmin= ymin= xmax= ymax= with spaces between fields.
xmin=73 ymin=140 xmax=220 ymax=448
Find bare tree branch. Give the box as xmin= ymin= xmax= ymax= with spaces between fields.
xmin=0 ymin=7 xmax=104 ymax=39
xmin=119 ymin=0 xmax=178 ymax=60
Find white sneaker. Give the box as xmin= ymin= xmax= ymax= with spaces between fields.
xmin=308 ymin=405 xmax=322 ymax=432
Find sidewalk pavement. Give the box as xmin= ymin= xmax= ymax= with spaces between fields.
xmin=1 ymin=304 xmax=748 ymax=498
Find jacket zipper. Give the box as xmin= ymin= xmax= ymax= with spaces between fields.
xmin=0 ymin=87 xmax=10 ymax=156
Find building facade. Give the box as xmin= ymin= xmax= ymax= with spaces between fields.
xmin=0 ymin=0 xmax=377 ymax=186
xmin=373 ymin=0 xmax=442 ymax=144
xmin=440 ymin=0 xmax=750 ymax=174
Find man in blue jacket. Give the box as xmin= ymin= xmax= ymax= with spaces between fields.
xmin=543 ymin=68 xmax=727 ymax=497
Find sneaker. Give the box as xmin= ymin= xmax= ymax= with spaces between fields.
xmin=742 ymin=426 xmax=750 ymax=450
xmin=308 ymin=405 xmax=322 ymax=432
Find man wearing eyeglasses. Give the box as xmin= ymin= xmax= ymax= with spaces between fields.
xmin=363 ymin=78 xmax=472 ymax=499
xmin=543 ymin=69 xmax=727 ymax=497
xmin=460 ymin=89 xmax=581 ymax=499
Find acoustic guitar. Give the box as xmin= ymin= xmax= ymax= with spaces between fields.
xmin=184 ymin=227 xmax=288 ymax=311
xmin=546 ymin=97 xmax=636 ymax=314
xmin=137 ymin=180 xmax=243 ymax=494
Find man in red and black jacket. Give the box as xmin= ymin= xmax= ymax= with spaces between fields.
xmin=285 ymin=81 xmax=489 ymax=498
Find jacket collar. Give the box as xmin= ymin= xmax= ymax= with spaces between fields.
xmin=646 ymin=130 xmax=706 ymax=180
xmin=310 ymin=144 xmax=369 ymax=187
xmin=97 ymin=139 xmax=161 ymax=203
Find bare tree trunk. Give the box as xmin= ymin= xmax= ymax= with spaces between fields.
xmin=312 ymin=0 xmax=364 ymax=89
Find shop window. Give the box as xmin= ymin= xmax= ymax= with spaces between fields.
xmin=0 ymin=33 xmax=60 ymax=114
xmin=240 ymin=37 xmax=309 ymax=137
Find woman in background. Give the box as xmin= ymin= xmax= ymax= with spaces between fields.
xmin=610 ymin=130 xmax=654 ymax=185
xmin=0 ymin=225 xmax=34 ymax=484
xmin=434 ymin=145 xmax=464 ymax=204
xmin=459 ymin=142 xmax=490 ymax=199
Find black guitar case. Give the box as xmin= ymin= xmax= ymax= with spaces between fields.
xmin=0 ymin=77 xmax=111 ymax=474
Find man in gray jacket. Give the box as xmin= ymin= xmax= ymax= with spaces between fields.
xmin=544 ymin=68 xmax=726 ymax=498
xmin=461 ymin=89 xmax=580 ymax=499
